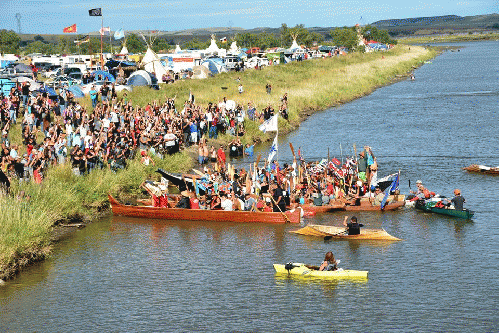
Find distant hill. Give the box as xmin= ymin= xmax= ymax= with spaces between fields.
xmin=18 ymin=13 xmax=499 ymax=44
xmin=371 ymin=13 xmax=499 ymax=36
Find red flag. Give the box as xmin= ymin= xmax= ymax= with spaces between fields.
xmin=63 ymin=24 xmax=77 ymax=33
xmin=332 ymin=158 xmax=341 ymax=165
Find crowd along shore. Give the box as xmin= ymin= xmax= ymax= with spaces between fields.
xmin=0 ymin=44 xmax=438 ymax=282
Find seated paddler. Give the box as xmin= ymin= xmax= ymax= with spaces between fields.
xmin=319 ymin=251 xmax=338 ymax=271
xmin=343 ymin=215 xmax=363 ymax=235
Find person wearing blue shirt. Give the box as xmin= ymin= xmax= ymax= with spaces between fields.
xmin=89 ymin=86 xmax=98 ymax=108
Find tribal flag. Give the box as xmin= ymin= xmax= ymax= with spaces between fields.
xmin=89 ymin=8 xmax=102 ymax=16
xmin=63 ymin=24 xmax=77 ymax=33
xmin=259 ymin=114 xmax=278 ymax=133
xmin=100 ymin=27 xmax=111 ymax=36
xmin=381 ymin=172 xmax=400 ymax=210
xmin=220 ymin=37 xmax=227 ymax=43
xmin=267 ymin=134 xmax=278 ymax=163
xmin=114 ymin=28 xmax=125 ymax=40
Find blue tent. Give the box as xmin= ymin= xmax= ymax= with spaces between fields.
xmin=127 ymin=70 xmax=152 ymax=86
xmin=91 ymin=70 xmax=115 ymax=83
xmin=0 ymin=79 xmax=15 ymax=96
xmin=44 ymin=87 xmax=58 ymax=97
xmin=67 ymin=85 xmax=85 ymax=98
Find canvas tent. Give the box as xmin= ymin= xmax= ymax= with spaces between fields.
xmin=92 ymin=70 xmax=115 ymax=83
xmin=191 ymin=65 xmax=210 ymax=79
xmin=175 ymin=45 xmax=182 ymax=53
xmin=141 ymin=47 xmax=168 ymax=83
xmin=127 ymin=70 xmax=153 ymax=86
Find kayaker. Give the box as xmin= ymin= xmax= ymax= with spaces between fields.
xmin=343 ymin=216 xmax=364 ymax=235
xmin=319 ymin=251 xmax=338 ymax=271
xmin=448 ymin=189 xmax=465 ymax=210
xmin=409 ymin=180 xmax=434 ymax=202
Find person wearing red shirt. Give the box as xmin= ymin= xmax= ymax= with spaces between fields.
xmin=217 ymin=146 xmax=226 ymax=165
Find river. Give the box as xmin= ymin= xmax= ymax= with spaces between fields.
xmin=1 ymin=41 xmax=498 ymax=332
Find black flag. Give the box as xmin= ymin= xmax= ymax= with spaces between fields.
xmin=89 ymin=8 xmax=102 ymax=16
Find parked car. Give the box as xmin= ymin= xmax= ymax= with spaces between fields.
xmin=245 ymin=57 xmax=269 ymax=69
xmin=44 ymin=67 xmax=63 ymax=78
xmin=80 ymin=80 xmax=132 ymax=96
xmin=45 ymin=76 xmax=79 ymax=88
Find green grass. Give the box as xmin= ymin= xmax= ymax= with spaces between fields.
xmin=0 ymin=44 xmax=436 ymax=279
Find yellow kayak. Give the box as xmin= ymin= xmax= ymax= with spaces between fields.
xmin=273 ymin=263 xmax=368 ymax=279
xmin=290 ymin=224 xmax=402 ymax=241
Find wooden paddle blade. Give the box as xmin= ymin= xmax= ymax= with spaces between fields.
xmin=289 ymin=142 xmax=296 ymax=159
xmin=255 ymin=153 xmax=262 ymax=166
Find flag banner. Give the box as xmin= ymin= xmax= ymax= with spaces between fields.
xmin=114 ymin=28 xmax=125 ymax=40
xmin=267 ymin=134 xmax=278 ymax=163
xmin=259 ymin=114 xmax=278 ymax=133
xmin=381 ymin=172 xmax=399 ymax=210
xmin=220 ymin=37 xmax=227 ymax=43
xmin=100 ymin=27 xmax=111 ymax=36
xmin=89 ymin=8 xmax=102 ymax=16
xmin=63 ymin=24 xmax=77 ymax=33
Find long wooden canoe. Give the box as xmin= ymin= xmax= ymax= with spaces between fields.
xmin=301 ymin=202 xmax=346 ymax=213
xmin=290 ymin=224 xmax=402 ymax=241
xmin=108 ymin=194 xmax=300 ymax=224
xmin=344 ymin=200 xmax=405 ymax=211
xmin=463 ymin=164 xmax=499 ymax=175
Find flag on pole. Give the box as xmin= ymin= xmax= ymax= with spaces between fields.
xmin=100 ymin=27 xmax=111 ymax=36
xmin=89 ymin=8 xmax=102 ymax=16
xmin=114 ymin=28 xmax=125 ymax=40
xmin=220 ymin=37 xmax=227 ymax=43
xmin=380 ymin=172 xmax=400 ymax=210
xmin=259 ymin=114 xmax=278 ymax=133
xmin=267 ymin=134 xmax=278 ymax=163
xmin=63 ymin=24 xmax=77 ymax=33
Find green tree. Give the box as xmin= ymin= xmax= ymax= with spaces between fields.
xmin=361 ymin=25 xmax=397 ymax=45
xmin=302 ymin=31 xmax=324 ymax=47
xmin=127 ymin=33 xmax=146 ymax=53
xmin=24 ymin=40 xmax=54 ymax=55
xmin=235 ymin=33 xmax=259 ymax=48
xmin=182 ymin=38 xmax=210 ymax=50
xmin=0 ymin=29 xmax=21 ymax=54
xmin=257 ymin=32 xmax=280 ymax=50
xmin=279 ymin=23 xmax=290 ymax=47
xmin=330 ymin=26 xmax=359 ymax=51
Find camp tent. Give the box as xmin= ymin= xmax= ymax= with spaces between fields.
xmin=141 ymin=47 xmax=168 ymax=83
xmin=191 ymin=65 xmax=210 ymax=79
xmin=119 ymin=45 xmax=129 ymax=55
xmin=67 ymin=85 xmax=85 ymax=98
xmin=175 ymin=45 xmax=182 ymax=53
xmin=200 ymin=58 xmax=226 ymax=75
xmin=91 ymin=70 xmax=116 ymax=83
xmin=14 ymin=63 xmax=33 ymax=73
xmin=127 ymin=70 xmax=152 ymax=86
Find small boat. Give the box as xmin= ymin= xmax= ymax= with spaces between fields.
xmin=415 ymin=200 xmax=474 ymax=219
xmin=463 ymin=164 xmax=499 ymax=175
xmin=301 ymin=201 xmax=346 ymax=213
xmin=108 ymin=194 xmax=300 ymax=224
xmin=290 ymin=224 xmax=402 ymax=241
xmin=273 ymin=263 xmax=368 ymax=279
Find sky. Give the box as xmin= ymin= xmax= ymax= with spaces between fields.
xmin=1 ymin=0 xmax=497 ymax=35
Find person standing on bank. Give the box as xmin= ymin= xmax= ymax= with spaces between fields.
xmin=343 ymin=216 xmax=364 ymax=235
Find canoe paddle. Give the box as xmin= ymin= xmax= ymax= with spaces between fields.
xmin=269 ymin=195 xmax=291 ymax=223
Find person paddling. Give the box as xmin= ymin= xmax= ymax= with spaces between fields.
xmin=343 ymin=215 xmax=363 ymax=235
xmin=319 ymin=251 xmax=338 ymax=271
xmin=447 ymin=189 xmax=465 ymax=210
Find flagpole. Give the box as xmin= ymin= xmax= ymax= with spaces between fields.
xmin=100 ymin=16 xmax=104 ymax=69
xmin=109 ymin=31 xmax=112 ymax=54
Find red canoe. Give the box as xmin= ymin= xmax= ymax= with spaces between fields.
xmin=108 ymin=194 xmax=300 ymax=224
xmin=343 ymin=200 xmax=405 ymax=211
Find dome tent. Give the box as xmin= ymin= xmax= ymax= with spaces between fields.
xmin=127 ymin=70 xmax=153 ymax=86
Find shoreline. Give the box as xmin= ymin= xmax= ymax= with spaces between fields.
xmin=0 ymin=45 xmax=439 ymax=282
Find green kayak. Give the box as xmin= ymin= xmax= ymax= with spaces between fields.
xmin=415 ymin=200 xmax=474 ymax=219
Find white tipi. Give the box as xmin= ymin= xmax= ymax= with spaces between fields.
xmin=205 ymin=34 xmax=220 ymax=54
xmin=175 ymin=44 xmax=182 ymax=53
xmin=139 ymin=33 xmax=168 ymax=83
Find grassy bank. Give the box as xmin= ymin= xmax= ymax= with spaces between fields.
xmin=0 ymin=44 xmax=437 ymax=280
xmin=398 ymin=32 xmax=499 ymax=45
xmin=0 ymin=152 xmax=193 ymax=280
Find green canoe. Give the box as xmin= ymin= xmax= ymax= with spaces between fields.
xmin=415 ymin=200 xmax=474 ymax=219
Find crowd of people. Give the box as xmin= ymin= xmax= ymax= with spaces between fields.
xmin=0 ymin=79 xmax=291 ymax=193
xmin=140 ymin=143 xmax=402 ymax=215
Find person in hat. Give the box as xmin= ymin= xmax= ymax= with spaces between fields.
xmin=141 ymin=181 xmax=162 ymax=207
xmin=343 ymin=215 xmax=364 ymax=235
xmin=409 ymin=180 xmax=433 ymax=201
xmin=447 ymin=189 xmax=465 ymax=210
xmin=176 ymin=190 xmax=191 ymax=209
xmin=140 ymin=150 xmax=154 ymax=166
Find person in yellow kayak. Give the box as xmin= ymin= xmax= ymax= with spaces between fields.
xmin=319 ymin=251 xmax=339 ymax=271
xmin=343 ymin=215 xmax=364 ymax=235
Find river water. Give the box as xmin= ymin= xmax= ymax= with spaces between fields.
xmin=1 ymin=42 xmax=499 ymax=332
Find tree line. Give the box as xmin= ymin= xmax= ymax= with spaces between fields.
xmin=0 ymin=24 xmax=396 ymax=56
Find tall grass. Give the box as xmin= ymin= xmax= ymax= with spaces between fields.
xmin=0 ymin=151 xmax=193 ymax=277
